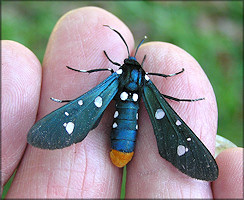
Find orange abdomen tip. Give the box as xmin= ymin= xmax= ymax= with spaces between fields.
xmin=110 ymin=149 xmax=134 ymax=168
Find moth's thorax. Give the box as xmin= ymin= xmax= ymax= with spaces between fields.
xmin=119 ymin=58 xmax=145 ymax=92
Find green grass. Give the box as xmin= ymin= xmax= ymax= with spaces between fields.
xmin=2 ymin=1 xmax=243 ymax=198
xmin=1 ymin=170 xmax=16 ymax=198
xmin=120 ymin=166 xmax=127 ymax=199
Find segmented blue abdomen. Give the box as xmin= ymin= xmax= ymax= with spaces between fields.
xmin=110 ymin=92 xmax=139 ymax=153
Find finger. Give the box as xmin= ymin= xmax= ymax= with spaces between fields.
xmin=212 ymin=147 xmax=243 ymax=198
xmin=126 ymin=42 xmax=218 ymax=198
xmin=6 ymin=7 xmax=134 ymax=198
xmin=1 ymin=41 xmax=41 ymax=188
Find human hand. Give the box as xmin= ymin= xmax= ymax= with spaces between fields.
xmin=2 ymin=7 xmax=243 ymax=198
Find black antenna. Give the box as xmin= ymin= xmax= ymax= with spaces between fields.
xmin=103 ymin=25 xmax=130 ymax=57
xmin=134 ymin=36 xmax=147 ymax=58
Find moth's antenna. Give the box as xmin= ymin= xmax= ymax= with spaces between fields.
xmin=103 ymin=25 xmax=130 ymax=57
xmin=134 ymin=36 xmax=147 ymax=58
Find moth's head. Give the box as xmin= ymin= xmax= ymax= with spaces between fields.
xmin=124 ymin=57 xmax=140 ymax=67
xmin=128 ymin=56 xmax=136 ymax=61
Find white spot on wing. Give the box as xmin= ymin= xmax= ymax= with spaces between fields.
xmin=120 ymin=92 xmax=128 ymax=101
xmin=65 ymin=112 xmax=69 ymax=116
xmin=64 ymin=122 xmax=75 ymax=134
xmin=78 ymin=100 xmax=83 ymax=106
xmin=136 ymin=124 xmax=138 ymax=130
xmin=177 ymin=145 xmax=188 ymax=156
xmin=176 ymin=120 xmax=181 ymax=126
xmin=116 ymin=69 xmax=123 ymax=74
xmin=94 ymin=96 xmax=103 ymax=107
xmin=114 ymin=111 xmax=119 ymax=118
xmin=155 ymin=109 xmax=165 ymax=119
xmin=132 ymin=93 xmax=139 ymax=102
xmin=136 ymin=113 xmax=138 ymax=120
xmin=113 ymin=122 xmax=118 ymax=128
xmin=187 ymin=137 xmax=191 ymax=141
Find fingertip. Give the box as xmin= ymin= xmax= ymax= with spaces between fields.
xmin=42 ymin=6 xmax=134 ymax=115
xmin=45 ymin=6 xmax=134 ymax=70
xmin=137 ymin=41 xmax=205 ymax=82
xmin=125 ymin=41 xmax=218 ymax=198
xmin=137 ymin=41 xmax=217 ymax=148
xmin=2 ymin=40 xmax=42 ymax=184
xmin=213 ymin=147 xmax=243 ymax=199
xmin=136 ymin=42 xmax=213 ymax=110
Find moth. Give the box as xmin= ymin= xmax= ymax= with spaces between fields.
xmin=28 ymin=25 xmax=218 ymax=181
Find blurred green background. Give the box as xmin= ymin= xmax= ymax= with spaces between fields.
xmin=2 ymin=1 xmax=243 ymax=198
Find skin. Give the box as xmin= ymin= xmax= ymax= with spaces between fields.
xmin=1 ymin=7 xmax=243 ymax=198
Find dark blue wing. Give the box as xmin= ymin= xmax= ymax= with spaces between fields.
xmin=27 ymin=72 xmax=119 ymax=149
xmin=142 ymin=79 xmax=218 ymax=181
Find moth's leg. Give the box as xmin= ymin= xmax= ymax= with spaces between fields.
xmin=103 ymin=51 xmax=121 ymax=66
xmin=66 ymin=66 xmax=114 ymax=74
xmin=148 ymin=68 xmax=202 ymax=102
xmin=147 ymin=68 xmax=184 ymax=78
xmin=162 ymin=94 xmax=204 ymax=102
xmin=50 ymin=98 xmax=73 ymax=103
